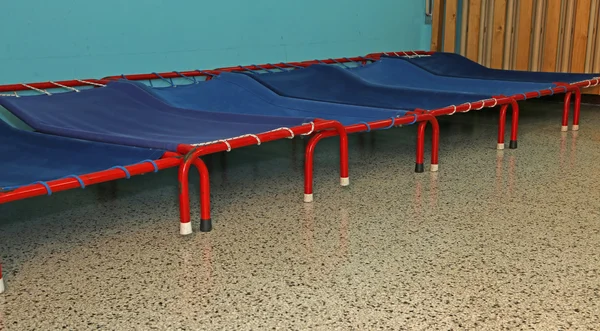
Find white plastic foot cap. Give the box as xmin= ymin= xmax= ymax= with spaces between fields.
xmin=572 ymin=124 xmax=579 ymax=131
xmin=430 ymin=164 xmax=439 ymax=172
xmin=0 ymin=277 xmax=5 ymax=294
xmin=180 ymin=222 xmax=193 ymax=235
xmin=340 ymin=177 xmax=350 ymax=186
xmin=497 ymin=143 xmax=505 ymax=150
xmin=304 ymin=193 xmax=314 ymax=203
xmin=561 ymin=125 xmax=568 ymax=132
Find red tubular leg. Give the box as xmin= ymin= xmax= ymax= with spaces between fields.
xmin=509 ymin=99 xmax=520 ymax=149
xmin=497 ymin=104 xmax=508 ymax=149
xmin=572 ymin=88 xmax=581 ymax=131
xmin=178 ymin=158 xmax=193 ymax=235
xmin=178 ymin=154 xmax=211 ymax=234
xmin=336 ymin=128 xmax=350 ymax=185
xmin=303 ymin=134 xmax=319 ymax=203
xmin=415 ymin=121 xmax=426 ymax=173
xmin=428 ymin=117 xmax=440 ymax=172
xmin=193 ymin=158 xmax=212 ymax=232
xmin=303 ymin=129 xmax=349 ymax=203
xmin=562 ymin=92 xmax=572 ymax=131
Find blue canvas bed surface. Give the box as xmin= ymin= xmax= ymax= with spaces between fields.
xmin=240 ymin=64 xmax=493 ymax=110
xmin=350 ymin=57 xmax=558 ymax=96
xmin=394 ymin=53 xmax=599 ymax=83
xmin=0 ymin=82 xmax=313 ymax=151
xmin=0 ymin=119 xmax=164 ymax=189
xmin=125 ymin=73 xmax=410 ymax=126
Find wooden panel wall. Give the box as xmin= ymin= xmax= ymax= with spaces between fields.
xmin=514 ymin=1 xmax=534 ymax=70
xmin=431 ymin=0 xmax=600 ymax=94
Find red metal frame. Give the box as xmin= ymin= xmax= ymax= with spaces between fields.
xmin=0 ymin=78 xmax=109 ymax=93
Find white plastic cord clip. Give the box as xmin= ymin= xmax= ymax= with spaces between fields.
xmin=247 ymin=134 xmax=261 ymax=145
xmin=462 ymin=102 xmax=472 ymax=113
xmin=476 ymin=100 xmax=485 ymax=110
xmin=283 ymin=127 xmax=294 ymax=139
xmin=50 ymin=81 xmax=80 ymax=92
xmin=449 ymin=105 xmax=457 ymax=115
xmin=301 ymin=122 xmax=315 ymax=136
xmin=219 ymin=140 xmax=232 ymax=152
xmin=22 ymin=83 xmax=51 ymax=95
xmin=267 ymin=127 xmax=295 ymax=139
xmin=77 ymin=79 xmax=106 ymax=87
xmin=491 ymin=98 xmax=498 ymax=107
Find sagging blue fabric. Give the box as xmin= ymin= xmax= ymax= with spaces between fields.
xmin=0 ymin=119 xmax=164 ymax=189
xmin=0 ymin=82 xmax=315 ymax=151
xmin=393 ymin=53 xmax=599 ymax=83
xmin=240 ymin=64 xmax=492 ymax=110
xmin=124 ymin=73 xmax=410 ymax=126
xmin=350 ymin=57 xmax=558 ymax=95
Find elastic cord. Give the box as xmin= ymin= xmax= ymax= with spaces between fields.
xmin=409 ymin=113 xmax=418 ymax=124
xmin=140 ymin=160 xmax=159 ymax=172
xmin=240 ymin=65 xmax=260 ymax=74
xmin=382 ymin=117 xmax=396 ymax=129
xmin=34 ymin=181 xmax=52 ymax=196
xmin=153 ymin=72 xmax=174 ymax=87
xmin=195 ymin=70 xmax=217 ymax=77
xmin=62 ymin=175 xmax=86 ymax=189
xmin=111 ymin=166 xmax=131 ymax=179
xmin=330 ymin=58 xmax=351 ymax=69
xmin=266 ymin=63 xmax=287 ymax=72
xmin=283 ymin=62 xmax=303 ymax=69
xmin=174 ymin=71 xmax=197 ymax=83
xmin=360 ymin=122 xmax=371 ymax=132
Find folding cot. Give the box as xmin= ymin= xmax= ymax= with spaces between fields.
xmin=364 ymin=51 xmax=600 ymax=133
xmin=113 ymin=74 xmax=442 ymax=175
xmin=0 ymin=82 xmax=349 ymax=235
xmin=0 ymin=119 xmax=184 ymax=294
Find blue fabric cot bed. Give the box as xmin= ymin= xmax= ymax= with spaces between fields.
xmin=116 ymin=73 xmax=412 ymax=125
xmin=0 ymin=82 xmax=351 ymax=236
xmin=391 ymin=53 xmax=599 ymax=83
xmin=0 ymin=119 xmax=165 ymax=190
xmin=348 ymin=57 xmax=558 ymax=95
xmin=237 ymin=64 xmax=493 ymax=110
xmin=0 ymin=81 xmax=314 ymax=152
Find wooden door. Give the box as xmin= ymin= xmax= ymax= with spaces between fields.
xmin=430 ymin=0 xmax=600 ymax=94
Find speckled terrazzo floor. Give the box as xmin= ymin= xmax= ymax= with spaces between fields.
xmin=1 ymin=101 xmax=600 ymax=330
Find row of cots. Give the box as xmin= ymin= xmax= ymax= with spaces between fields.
xmin=0 ymin=51 xmax=599 ymax=294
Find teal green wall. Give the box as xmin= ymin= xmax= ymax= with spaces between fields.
xmin=0 ymin=0 xmax=431 ymax=84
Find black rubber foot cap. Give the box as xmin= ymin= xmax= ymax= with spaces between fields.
xmin=200 ymin=219 xmax=212 ymax=232
xmin=415 ymin=163 xmax=425 ymax=173
xmin=509 ymin=140 xmax=518 ymax=149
